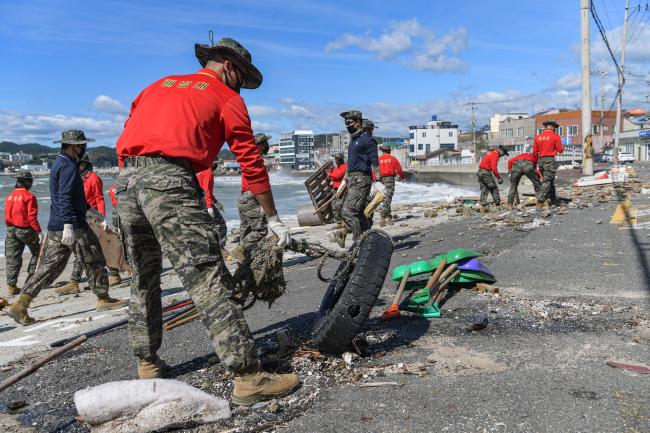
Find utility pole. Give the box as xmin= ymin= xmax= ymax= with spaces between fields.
xmin=581 ymin=0 xmax=593 ymax=175
xmin=613 ymin=0 xmax=630 ymax=164
xmin=465 ymin=102 xmax=478 ymax=162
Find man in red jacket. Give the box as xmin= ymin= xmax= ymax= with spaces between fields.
xmin=505 ymin=152 xmax=542 ymax=210
xmin=196 ymin=163 xmax=227 ymax=248
xmin=327 ymin=153 xmax=347 ymax=226
xmin=4 ymin=171 xmax=41 ymax=296
xmin=377 ymin=144 xmax=405 ymax=226
xmin=533 ymin=120 xmax=564 ymax=208
xmin=477 ymin=145 xmax=508 ymax=212
xmin=114 ymin=35 xmax=298 ymax=403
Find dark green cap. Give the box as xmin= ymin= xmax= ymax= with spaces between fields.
xmin=340 ymin=110 xmax=362 ymax=120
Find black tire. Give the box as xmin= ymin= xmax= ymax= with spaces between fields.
xmin=312 ymin=231 xmax=393 ymax=354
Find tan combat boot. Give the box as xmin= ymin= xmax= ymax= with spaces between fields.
xmin=232 ymin=371 xmax=301 ymax=406
xmin=7 ymin=294 xmax=35 ymax=326
xmin=328 ymin=228 xmax=348 ymax=248
xmin=231 ymin=245 xmax=246 ymax=263
xmin=108 ymin=274 xmax=122 ymax=287
xmin=96 ymin=296 xmax=128 ymax=311
xmin=55 ymin=280 xmax=80 ymax=295
xmin=479 ymin=205 xmax=488 ymax=213
xmin=503 ymin=203 xmax=513 ymax=211
xmin=535 ymin=202 xmax=544 ymax=210
xmin=7 ymin=285 xmax=20 ymax=296
xmin=137 ymin=357 xmax=169 ymax=379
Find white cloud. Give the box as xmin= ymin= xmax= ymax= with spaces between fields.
xmin=93 ymin=95 xmax=129 ymax=115
xmin=0 ymin=110 xmax=123 ymax=144
xmin=248 ymin=104 xmax=278 ymax=117
xmin=326 ymin=19 xmax=468 ymax=72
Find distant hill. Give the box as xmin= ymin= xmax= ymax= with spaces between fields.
xmin=218 ymin=148 xmax=235 ymax=160
xmin=0 ymin=141 xmax=58 ymax=155
xmin=87 ymin=146 xmax=118 ymax=167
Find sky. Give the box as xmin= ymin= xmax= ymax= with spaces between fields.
xmin=1 ymin=0 xmax=648 ymax=146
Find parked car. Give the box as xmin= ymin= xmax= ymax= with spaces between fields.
xmin=618 ymin=152 xmax=635 ymax=163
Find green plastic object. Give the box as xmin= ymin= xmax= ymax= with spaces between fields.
xmin=444 ymin=248 xmax=482 ymax=264
xmin=430 ymin=254 xmax=445 ymax=269
xmin=391 ymin=260 xmax=435 ymax=281
xmin=452 ymin=271 xmax=496 ymax=284
xmin=399 ymin=302 xmax=441 ymax=318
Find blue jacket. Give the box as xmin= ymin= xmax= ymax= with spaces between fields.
xmin=48 ymin=152 xmax=88 ymax=231
xmin=347 ymin=131 xmax=379 ymax=175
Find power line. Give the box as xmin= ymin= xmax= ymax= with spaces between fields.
xmin=591 ymin=1 xmax=624 ymax=79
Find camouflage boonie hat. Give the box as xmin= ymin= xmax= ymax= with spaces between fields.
xmin=542 ymin=119 xmax=559 ymax=128
xmin=195 ymin=33 xmax=263 ymax=89
xmin=79 ymin=154 xmax=93 ymax=165
xmin=362 ymin=119 xmax=377 ymax=129
xmin=53 ymin=129 xmax=95 ymax=145
xmin=14 ymin=170 xmax=33 ymax=179
xmin=379 ymin=145 xmax=391 ymax=152
xmin=340 ymin=110 xmax=362 ymax=120
xmin=254 ymin=133 xmax=271 ymax=144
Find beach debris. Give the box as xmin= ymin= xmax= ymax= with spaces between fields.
xmin=7 ymin=400 xmax=28 ymax=411
xmin=358 ymin=382 xmax=400 ymax=388
xmin=606 ymin=360 xmax=650 ymax=374
xmin=522 ymin=218 xmax=550 ymax=230
xmin=74 ymin=379 xmax=230 ymax=433
xmin=468 ymin=315 xmax=489 ymax=332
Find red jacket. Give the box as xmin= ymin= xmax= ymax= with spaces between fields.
xmin=479 ymin=150 xmax=501 ymax=179
xmin=328 ymin=163 xmax=347 ymax=188
xmin=533 ymin=129 xmax=564 ymax=158
xmin=379 ymin=154 xmax=405 ymax=180
xmin=507 ymin=152 xmax=538 ymax=172
xmin=5 ymin=188 xmax=41 ymax=233
xmin=83 ymin=171 xmax=106 ymax=216
xmin=108 ymin=184 xmax=117 ymax=208
xmin=196 ymin=168 xmax=216 ymax=208
xmin=116 ymin=68 xmax=270 ymax=195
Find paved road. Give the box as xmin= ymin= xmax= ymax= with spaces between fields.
xmin=1 ymin=165 xmax=650 ymax=432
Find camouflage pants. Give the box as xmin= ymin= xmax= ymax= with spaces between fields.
xmin=5 ymin=227 xmax=40 ymax=287
xmin=537 ymin=156 xmax=557 ymax=203
xmin=508 ymin=160 xmax=542 ymax=205
xmin=211 ymin=207 xmax=228 ymax=248
xmin=477 ymin=169 xmax=500 ymax=206
xmin=379 ymin=176 xmax=396 ymax=218
xmin=116 ymin=156 xmax=258 ymax=374
xmin=331 ymin=193 xmax=345 ymax=223
xmin=342 ymin=172 xmax=372 ymax=239
xmin=238 ymin=190 xmax=268 ymax=254
xmin=22 ymin=227 xmax=109 ymax=299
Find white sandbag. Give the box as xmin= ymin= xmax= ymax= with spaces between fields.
xmin=74 ymin=379 xmax=230 ymax=433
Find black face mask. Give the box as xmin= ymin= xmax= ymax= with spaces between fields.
xmin=346 ymin=125 xmax=357 ymax=134
xmin=76 ymin=145 xmax=86 ymax=160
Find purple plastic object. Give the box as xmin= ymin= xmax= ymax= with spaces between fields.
xmin=457 ymin=258 xmax=495 ymax=276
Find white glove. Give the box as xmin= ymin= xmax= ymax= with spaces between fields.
xmin=101 ymin=220 xmax=109 ymax=231
xmin=207 ymin=207 xmax=215 ymax=217
xmin=61 ymin=224 xmax=75 ymax=246
xmin=267 ymin=214 xmax=291 ymax=248
xmin=38 ymin=232 xmax=44 ymax=243
xmin=371 ymin=182 xmax=387 ymax=196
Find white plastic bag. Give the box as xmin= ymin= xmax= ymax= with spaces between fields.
xmin=74 ymin=379 xmax=230 ymax=433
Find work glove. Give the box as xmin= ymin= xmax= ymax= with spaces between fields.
xmin=38 ymin=232 xmax=44 ymax=243
xmin=371 ymin=181 xmax=387 ymax=196
xmin=101 ymin=220 xmax=109 ymax=231
xmin=207 ymin=207 xmax=215 ymax=218
xmin=268 ymin=214 xmax=291 ymax=248
xmin=61 ymin=224 xmax=75 ymax=246
xmin=497 ymin=177 xmax=504 ymax=185
xmin=335 ymin=179 xmax=348 ymax=198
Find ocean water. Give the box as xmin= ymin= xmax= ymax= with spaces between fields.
xmin=0 ymin=172 xmax=477 ymax=256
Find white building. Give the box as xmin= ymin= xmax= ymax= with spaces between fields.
xmin=407 ymin=116 xmax=459 ymax=160
xmin=279 ymin=130 xmax=314 ymax=170
xmin=9 ymin=152 xmax=32 ymax=163
xmin=489 ymin=112 xmax=529 ymax=134
xmin=20 ymin=162 xmax=48 ymax=172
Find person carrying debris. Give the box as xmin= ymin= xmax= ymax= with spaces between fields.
xmin=231 ymin=133 xmax=271 ymax=263
xmin=329 ymin=111 xmax=384 ymax=247
xmin=327 ymin=153 xmax=347 ymax=227
xmin=377 ymin=143 xmax=405 ymax=226
xmin=114 ymin=35 xmax=299 ymax=405
xmin=4 ymin=170 xmax=42 ymax=296
xmin=196 ymin=163 xmax=228 ymax=249
xmin=477 ymin=145 xmax=508 ymax=212
xmin=533 ymin=120 xmax=564 ymax=209
xmin=7 ymin=130 xmax=127 ymax=326
xmin=505 ymin=152 xmax=542 ymax=210
xmin=59 ymin=155 xmax=122 ymax=293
